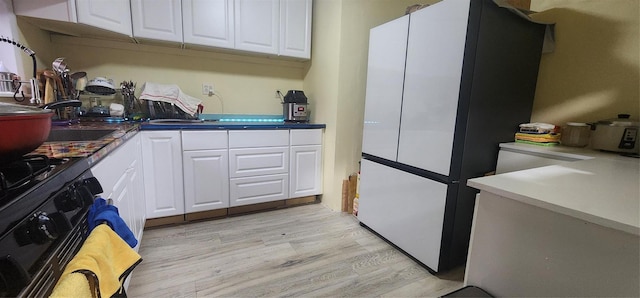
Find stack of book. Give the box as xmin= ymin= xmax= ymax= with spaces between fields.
xmin=515 ymin=123 xmax=560 ymax=146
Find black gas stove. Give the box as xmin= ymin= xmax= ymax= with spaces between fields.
xmin=0 ymin=155 xmax=102 ymax=297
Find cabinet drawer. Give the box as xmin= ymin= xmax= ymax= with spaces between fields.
xmin=229 ymin=147 xmax=288 ymax=178
xmin=290 ymin=129 xmax=322 ymax=145
xmin=230 ymin=173 xmax=289 ymax=206
xmin=229 ymin=130 xmax=289 ymax=148
xmin=182 ymin=131 xmax=228 ymax=150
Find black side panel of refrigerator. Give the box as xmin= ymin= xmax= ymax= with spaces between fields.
xmin=446 ymin=0 xmax=547 ymax=269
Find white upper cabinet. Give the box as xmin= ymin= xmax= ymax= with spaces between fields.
xmin=13 ymin=0 xmax=133 ymax=37
xmin=12 ymin=0 xmax=78 ymax=23
xmin=183 ymin=0 xmax=235 ymax=49
xmin=279 ymin=0 xmax=312 ymax=59
xmin=234 ymin=0 xmax=279 ymax=55
xmin=75 ymin=0 xmax=133 ymax=36
xmin=14 ymin=0 xmax=311 ymax=59
xmin=131 ymin=0 xmax=182 ymax=42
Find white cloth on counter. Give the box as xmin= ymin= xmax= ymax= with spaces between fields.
xmin=139 ymin=82 xmax=202 ymax=116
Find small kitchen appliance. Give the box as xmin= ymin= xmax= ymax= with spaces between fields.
xmin=591 ymin=114 xmax=639 ymax=154
xmin=283 ymin=90 xmax=309 ymax=122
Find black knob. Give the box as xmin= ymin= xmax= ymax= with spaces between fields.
xmin=54 ymin=189 xmax=83 ymax=212
xmin=0 ymin=256 xmax=30 ymax=297
xmin=27 ymin=212 xmax=59 ymax=244
xmin=83 ymin=177 xmax=103 ymax=196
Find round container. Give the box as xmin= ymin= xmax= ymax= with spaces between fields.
xmin=561 ymin=122 xmax=590 ymax=147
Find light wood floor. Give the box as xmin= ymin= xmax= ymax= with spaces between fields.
xmin=127 ymin=203 xmax=464 ymax=297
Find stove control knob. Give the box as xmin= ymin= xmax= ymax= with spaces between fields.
xmin=82 ymin=177 xmax=103 ymax=196
xmin=14 ymin=212 xmax=70 ymax=246
xmin=27 ymin=212 xmax=60 ymax=244
xmin=54 ymin=188 xmax=84 ymax=212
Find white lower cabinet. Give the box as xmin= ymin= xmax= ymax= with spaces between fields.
xmin=141 ymin=131 xmax=184 ymax=219
xmin=140 ymin=129 xmax=323 ymax=219
xmin=182 ymin=131 xmax=229 ymax=213
xmin=229 ymin=173 xmax=288 ymax=206
xmin=228 ymin=130 xmax=289 ymax=206
xmin=289 ymin=129 xmax=322 ymax=198
xmin=91 ymin=133 xmax=145 ymax=250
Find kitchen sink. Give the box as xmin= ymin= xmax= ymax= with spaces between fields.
xmin=46 ymin=129 xmax=117 ymax=142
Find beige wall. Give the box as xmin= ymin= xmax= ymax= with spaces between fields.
xmin=530 ymin=0 xmax=639 ymax=124
xmin=40 ymin=36 xmax=306 ymax=114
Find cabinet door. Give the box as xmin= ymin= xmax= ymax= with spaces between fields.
xmin=396 ymin=0 xmax=470 ymax=175
xmin=361 ymin=15 xmax=409 ymax=161
xmin=234 ymin=0 xmax=279 ymax=54
xmin=183 ymin=149 xmax=230 ymax=213
xmin=230 ymin=173 xmax=289 ymax=206
xmin=182 ymin=130 xmax=228 ymax=150
xmin=289 ymin=145 xmax=322 ymax=198
xmin=110 ymin=167 xmax=135 ymax=242
xmin=12 ymin=0 xmax=78 ymax=22
xmin=91 ymin=134 xmax=145 ymax=249
xmin=229 ymin=147 xmax=289 ymax=178
xmin=183 ymin=0 xmax=235 ymax=49
xmin=229 ymin=130 xmax=289 ymax=148
xmin=279 ymin=0 xmax=311 ymax=59
xmin=129 ymin=135 xmax=146 ymax=244
xmin=131 ymin=0 xmax=182 ymax=42
xmin=141 ymin=131 xmax=184 ymax=219
xmin=358 ymin=159 xmax=447 ymax=271
xmin=76 ymin=0 xmax=133 ymax=36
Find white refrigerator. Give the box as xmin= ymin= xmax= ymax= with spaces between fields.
xmin=358 ymin=0 xmax=547 ymax=272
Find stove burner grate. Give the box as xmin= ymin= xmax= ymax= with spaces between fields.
xmin=0 ymin=155 xmax=67 ymax=201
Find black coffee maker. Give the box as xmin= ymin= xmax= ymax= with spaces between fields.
xmin=283 ymin=90 xmax=309 ymax=122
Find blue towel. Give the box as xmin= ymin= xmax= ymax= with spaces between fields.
xmin=88 ymin=198 xmax=138 ymax=248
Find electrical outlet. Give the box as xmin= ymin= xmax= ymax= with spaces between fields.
xmin=202 ymin=83 xmax=214 ymax=95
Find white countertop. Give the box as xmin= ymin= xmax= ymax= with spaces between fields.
xmin=468 ymin=143 xmax=640 ymax=235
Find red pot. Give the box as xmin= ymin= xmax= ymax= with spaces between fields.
xmin=0 ymin=102 xmax=54 ymax=163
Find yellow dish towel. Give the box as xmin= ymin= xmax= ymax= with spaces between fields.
xmin=51 ymin=224 xmax=142 ymax=298
xmin=50 ymin=272 xmax=94 ymax=298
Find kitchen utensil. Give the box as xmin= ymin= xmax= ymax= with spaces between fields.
xmin=43 ymin=76 xmax=55 ymax=104
xmin=70 ymin=71 xmax=86 ymax=80
xmin=0 ymin=102 xmax=54 ymax=163
xmin=86 ymin=77 xmax=116 ymax=95
xmin=43 ymin=69 xmax=67 ymax=100
xmin=591 ymin=114 xmax=639 ymax=154
xmin=561 ymin=122 xmax=590 ymax=147
xmin=52 ymin=57 xmax=67 ymax=74
xmin=75 ymin=76 xmax=88 ymax=91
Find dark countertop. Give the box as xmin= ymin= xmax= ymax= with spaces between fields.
xmin=140 ymin=120 xmax=326 ymax=130
xmin=31 ymin=120 xmax=326 ymax=165
xmin=33 ymin=122 xmax=141 ymax=165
